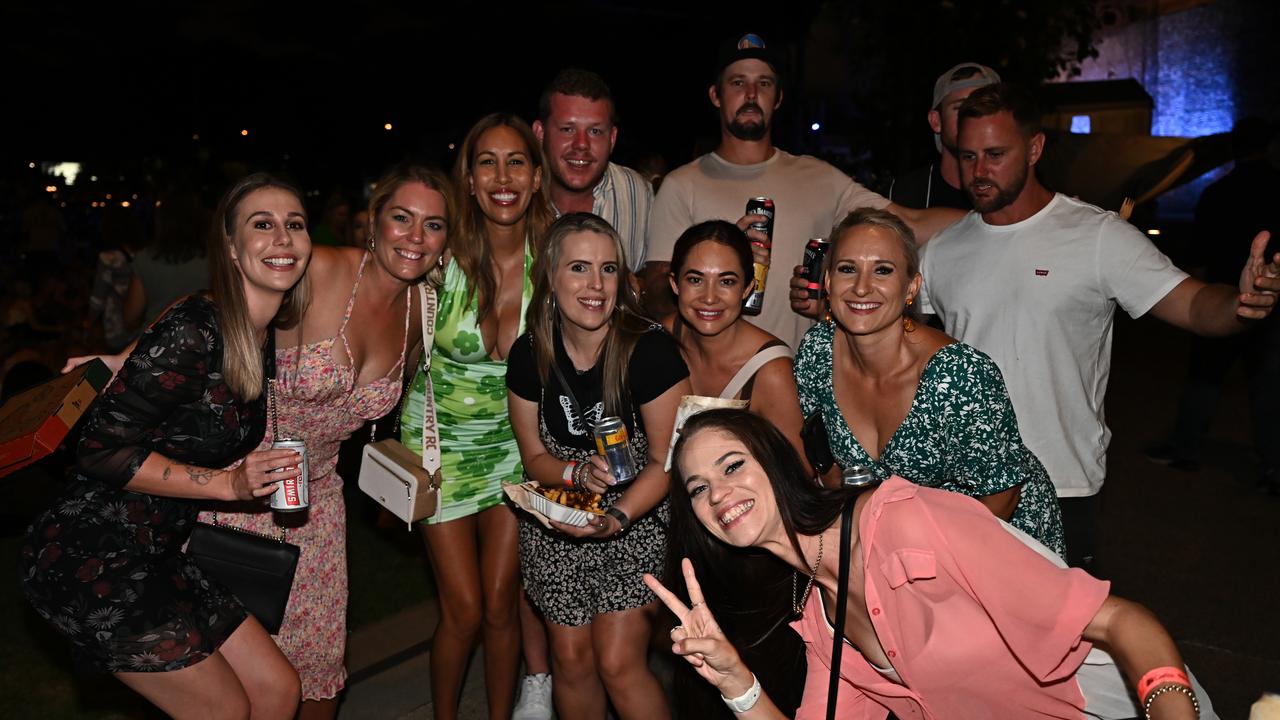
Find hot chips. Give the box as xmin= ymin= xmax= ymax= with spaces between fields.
xmin=538 ymin=486 xmax=605 ymax=515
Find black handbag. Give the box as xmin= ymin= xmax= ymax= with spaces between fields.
xmin=187 ymin=516 xmax=299 ymax=634
xmin=187 ymin=379 xmax=300 ymax=635
xmin=802 ymin=410 xmax=835 ymax=477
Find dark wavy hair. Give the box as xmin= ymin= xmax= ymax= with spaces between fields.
xmin=666 ymin=408 xmax=860 ymax=718
xmin=668 ymin=219 xmax=753 ymax=281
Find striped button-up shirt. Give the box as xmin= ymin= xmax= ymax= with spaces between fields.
xmin=554 ymin=162 xmax=653 ymax=271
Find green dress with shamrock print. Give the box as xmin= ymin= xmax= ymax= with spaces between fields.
xmin=401 ymin=247 xmax=533 ymax=523
xmin=795 ymin=321 xmax=1066 ymax=557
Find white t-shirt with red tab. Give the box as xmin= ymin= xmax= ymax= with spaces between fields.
xmin=919 ymin=193 xmax=1188 ymax=497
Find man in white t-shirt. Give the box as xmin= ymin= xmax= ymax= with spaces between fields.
xmin=642 ymin=33 xmax=961 ymax=348
xmin=917 ymin=83 xmax=1280 ymax=567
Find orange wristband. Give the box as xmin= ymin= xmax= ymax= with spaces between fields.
xmin=1138 ymin=666 xmax=1190 ymax=701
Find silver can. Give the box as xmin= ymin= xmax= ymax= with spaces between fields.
xmin=840 ymin=464 xmax=876 ymax=489
xmin=593 ymin=416 xmax=638 ymax=484
xmin=269 ymin=438 xmax=309 ymax=512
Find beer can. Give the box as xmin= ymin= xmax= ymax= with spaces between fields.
xmin=802 ymin=237 xmax=829 ymax=299
xmin=742 ymin=197 xmax=774 ymax=316
xmin=840 ymin=465 xmax=877 ymax=489
xmin=269 ymin=438 xmax=309 ymax=512
xmin=593 ymin=416 xmax=638 ymax=484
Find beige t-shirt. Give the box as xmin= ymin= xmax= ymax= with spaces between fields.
xmin=647 ymin=150 xmax=888 ymax=349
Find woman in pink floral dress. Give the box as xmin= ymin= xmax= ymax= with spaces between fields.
xmin=206 ymin=165 xmax=452 ymax=719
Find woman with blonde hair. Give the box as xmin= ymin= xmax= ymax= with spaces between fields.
xmin=19 ymin=174 xmax=310 ymax=719
xmin=794 ymin=208 xmax=1064 ymax=555
xmin=507 ymin=212 xmax=688 ymax=719
xmin=399 ymin=113 xmax=554 ymax=719
xmin=208 ymin=164 xmax=451 ymax=719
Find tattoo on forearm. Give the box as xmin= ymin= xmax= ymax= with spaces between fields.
xmin=184 ymin=465 xmax=216 ymax=485
xmin=163 ymin=464 xmax=172 ymax=483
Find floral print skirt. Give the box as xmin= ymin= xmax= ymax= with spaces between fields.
xmin=17 ymin=478 xmax=247 ymax=673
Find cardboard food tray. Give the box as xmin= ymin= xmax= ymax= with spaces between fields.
xmin=0 ymin=359 xmax=111 ymax=477
xmin=504 ymin=481 xmax=604 ymax=529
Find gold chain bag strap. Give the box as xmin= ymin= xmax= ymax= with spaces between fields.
xmin=358 ymin=281 xmax=443 ymax=529
xmin=188 ymin=378 xmax=301 ymax=635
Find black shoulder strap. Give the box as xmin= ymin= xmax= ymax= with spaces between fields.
xmin=826 ymin=498 xmax=857 ymax=720
xmin=550 ymin=360 xmax=587 ymax=431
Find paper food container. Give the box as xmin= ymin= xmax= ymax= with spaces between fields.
xmin=664 ymin=395 xmax=749 ymax=471
xmin=504 ymin=481 xmax=604 ymax=528
xmin=0 ymin=359 xmax=112 ymax=477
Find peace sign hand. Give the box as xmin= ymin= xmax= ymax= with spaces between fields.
xmin=643 ymin=558 xmax=757 ymax=699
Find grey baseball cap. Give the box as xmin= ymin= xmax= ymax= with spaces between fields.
xmin=932 ymin=62 xmax=1001 ymax=109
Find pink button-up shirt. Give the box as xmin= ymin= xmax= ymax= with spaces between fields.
xmin=792 ymin=477 xmax=1110 ymax=719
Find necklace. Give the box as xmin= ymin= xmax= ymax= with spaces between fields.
xmin=791 ymin=533 xmax=824 ymax=615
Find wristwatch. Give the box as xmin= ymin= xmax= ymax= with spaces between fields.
xmin=605 ymin=506 xmax=630 ymax=532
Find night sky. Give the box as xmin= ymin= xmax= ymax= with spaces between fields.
xmin=6 ymin=1 xmax=823 ymax=193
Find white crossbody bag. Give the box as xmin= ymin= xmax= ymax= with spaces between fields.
xmin=358 ymin=282 xmax=443 ymax=529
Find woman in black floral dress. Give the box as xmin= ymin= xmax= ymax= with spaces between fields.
xmin=18 ymin=174 xmax=311 ymax=719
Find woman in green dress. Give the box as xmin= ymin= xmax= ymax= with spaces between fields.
xmin=400 ymin=113 xmax=554 ymax=720
xmin=793 ymin=208 xmax=1065 ymax=556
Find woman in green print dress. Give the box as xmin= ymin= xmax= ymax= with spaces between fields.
xmin=399 ymin=113 xmax=555 ymax=720
xmin=794 ymin=208 xmax=1065 ymax=557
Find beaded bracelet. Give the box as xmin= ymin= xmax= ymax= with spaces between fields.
xmin=571 ymin=461 xmax=591 ymax=492
xmin=1143 ymin=682 xmax=1199 ymax=720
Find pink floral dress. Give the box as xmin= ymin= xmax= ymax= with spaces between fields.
xmin=202 ymin=253 xmax=410 ymax=699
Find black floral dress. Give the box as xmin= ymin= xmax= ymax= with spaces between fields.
xmin=17 ymin=296 xmax=271 ymax=673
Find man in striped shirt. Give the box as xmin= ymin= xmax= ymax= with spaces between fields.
xmin=534 ymin=68 xmax=653 ymax=272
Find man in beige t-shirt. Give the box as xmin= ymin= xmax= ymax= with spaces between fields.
xmin=643 ymin=33 xmax=959 ymax=348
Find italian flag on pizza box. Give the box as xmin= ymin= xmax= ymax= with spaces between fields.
xmin=0 ymin=359 xmax=111 ymax=477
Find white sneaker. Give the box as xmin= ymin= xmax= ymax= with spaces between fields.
xmin=512 ymin=672 xmax=553 ymax=720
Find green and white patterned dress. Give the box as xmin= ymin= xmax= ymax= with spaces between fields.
xmin=795 ymin=321 xmax=1065 ymax=557
xmin=401 ymin=247 xmax=533 ymax=523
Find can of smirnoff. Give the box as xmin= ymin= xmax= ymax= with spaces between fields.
xmin=269 ymin=438 xmax=309 ymax=512
xmin=802 ymin=237 xmax=830 ymax=299
xmin=742 ymin=197 xmax=774 ymax=316
xmin=593 ymin=417 xmax=638 ymax=484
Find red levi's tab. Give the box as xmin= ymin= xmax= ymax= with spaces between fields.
xmin=1035 ymin=268 xmax=1049 ymax=277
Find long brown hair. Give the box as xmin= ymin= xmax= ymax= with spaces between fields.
xmin=451 ymin=112 xmax=555 ymax=320
xmin=208 ymin=173 xmax=310 ymax=401
xmin=527 ymin=213 xmax=651 ymax=418
xmin=367 ymin=163 xmax=454 ymax=288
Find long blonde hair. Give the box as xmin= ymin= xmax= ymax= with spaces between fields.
xmin=527 ymin=213 xmax=651 ymax=418
xmin=208 ymin=173 xmax=310 ymax=401
xmin=451 ymin=113 xmax=555 ymax=320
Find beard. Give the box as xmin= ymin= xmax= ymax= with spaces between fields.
xmin=727 ymin=103 xmax=770 ymax=141
xmin=965 ymin=166 xmax=1028 ymax=214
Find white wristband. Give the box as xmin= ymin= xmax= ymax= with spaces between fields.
xmin=721 ymin=673 xmax=762 ymax=714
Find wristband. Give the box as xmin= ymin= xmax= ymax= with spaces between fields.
xmin=721 ymin=673 xmax=762 ymax=714
xmin=1138 ymin=666 xmax=1191 ymax=701
xmin=605 ymin=506 xmax=630 ymax=531
xmin=562 ymin=461 xmax=577 ymax=484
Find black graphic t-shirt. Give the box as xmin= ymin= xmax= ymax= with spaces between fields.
xmin=506 ymin=325 xmax=688 ymax=453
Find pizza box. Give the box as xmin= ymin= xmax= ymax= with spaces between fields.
xmin=0 ymin=359 xmax=111 ymax=477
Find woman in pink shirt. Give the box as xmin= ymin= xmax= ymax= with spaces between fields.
xmin=646 ymin=409 xmax=1212 ymax=720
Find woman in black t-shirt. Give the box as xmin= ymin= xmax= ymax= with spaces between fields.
xmin=507 ymin=212 xmax=689 ymax=719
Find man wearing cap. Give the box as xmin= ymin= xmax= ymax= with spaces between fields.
xmin=643 ymin=33 xmax=960 ymax=348
xmin=917 ymin=83 xmax=1280 ymax=567
xmin=889 ymin=62 xmax=1001 ymax=210
xmin=534 ymin=68 xmax=652 ymax=272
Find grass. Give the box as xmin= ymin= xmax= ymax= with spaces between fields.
xmin=1 ymin=436 xmax=435 ymax=718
